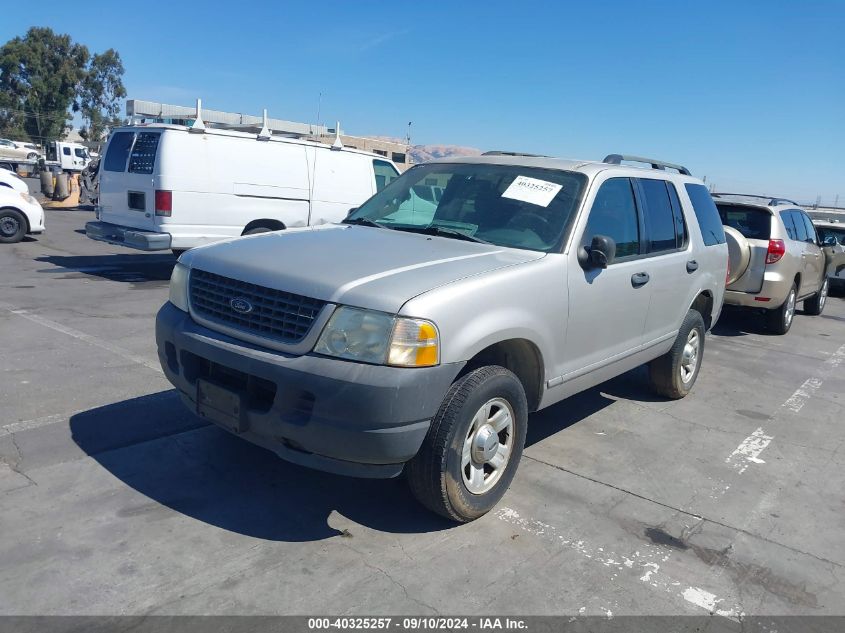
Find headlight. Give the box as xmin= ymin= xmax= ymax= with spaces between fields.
xmin=19 ymin=192 xmax=37 ymax=205
xmin=168 ymin=262 xmax=190 ymax=312
xmin=314 ymin=307 xmax=439 ymax=367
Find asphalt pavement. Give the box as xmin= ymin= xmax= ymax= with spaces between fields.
xmin=1 ymin=208 xmax=844 ymax=617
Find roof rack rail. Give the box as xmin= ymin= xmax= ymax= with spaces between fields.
xmin=711 ymin=192 xmax=799 ymax=207
xmin=482 ymin=150 xmax=548 ymax=157
xmin=603 ymin=154 xmax=691 ymax=176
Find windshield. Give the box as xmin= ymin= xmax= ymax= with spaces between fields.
xmin=347 ymin=163 xmax=587 ymax=252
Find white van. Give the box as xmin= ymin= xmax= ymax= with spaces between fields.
xmin=86 ymin=125 xmax=401 ymax=254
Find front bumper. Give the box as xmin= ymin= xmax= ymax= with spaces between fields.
xmin=86 ymin=220 xmax=172 ymax=251
xmin=156 ymin=302 xmax=464 ymax=478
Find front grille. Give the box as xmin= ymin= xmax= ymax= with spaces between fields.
xmin=189 ymin=269 xmax=326 ymax=344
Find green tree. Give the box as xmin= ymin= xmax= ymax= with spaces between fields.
xmin=77 ymin=49 xmax=126 ymax=142
xmin=0 ymin=27 xmax=89 ymax=143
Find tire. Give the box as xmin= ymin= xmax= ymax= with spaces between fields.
xmin=766 ymin=282 xmax=797 ymax=335
xmin=804 ymin=277 xmax=828 ymax=316
xmin=27 ymin=153 xmax=38 ymax=160
xmin=723 ymin=226 xmax=751 ymax=285
xmin=243 ymin=226 xmax=273 ymax=236
xmin=0 ymin=208 xmax=27 ymax=243
xmin=406 ymin=366 xmax=528 ymax=523
xmin=649 ymin=309 xmax=706 ymax=399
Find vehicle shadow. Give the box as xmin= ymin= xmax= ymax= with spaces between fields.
xmin=711 ymin=306 xmax=766 ymax=336
xmin=70 ymin=375 xmax=644 ymax=541
xmin=35 ymin=253 xmax=176 ymax=284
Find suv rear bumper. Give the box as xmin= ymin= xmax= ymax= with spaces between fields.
xmin=86 ymin=220 xmax=171 ymax=251
xmin=724 ymin=270 xmax=794 ymax=308
xmin=156 ymin=302 xmax=463 ymax=478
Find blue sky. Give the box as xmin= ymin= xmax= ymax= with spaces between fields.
xmin=3 ymin=1 xmax=843 ymax=203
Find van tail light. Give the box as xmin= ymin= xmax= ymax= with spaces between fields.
xmin=766 ymin=239 xmax=785 ymax=264
xmin=155 ymin=190 xmax=172 ymax=217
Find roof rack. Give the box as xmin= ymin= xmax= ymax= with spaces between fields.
xmin=711 ymin=193 xmax=799 ymax=207
xmin=482 ymin=151 xmax=548 ymax=157
xmin=603 ymin=154 xmax=691 ymax=176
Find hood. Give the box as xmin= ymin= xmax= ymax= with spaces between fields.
xmin=183 ymin=224 xmax=544 ymax=313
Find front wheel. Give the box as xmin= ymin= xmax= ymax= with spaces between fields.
xmin=649 ymin=309 xmax=706 ymax=399
xmin=406 ymin=366 xmax=528 ymax=522
xmin=0 ymin=208 xmax=27 ymax=243
xmin=804 ymin=277 xmax=828 ymax=316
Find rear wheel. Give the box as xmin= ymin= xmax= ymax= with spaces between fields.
xmin=804 ymin=277 xmax=828 ymax=316
xmin=649 ymin=309 xmax=705 ymax=399
xmin=766 ymin=283 xmax=797 ymax=334
xmin=406 ymin=366 xmax=527 ymax=522
xmin=0 ymin=208 xmax=26 ymax=243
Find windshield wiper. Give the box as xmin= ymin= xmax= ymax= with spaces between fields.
xmin=425 ymin=226 xmax=490 ymax=244
xmin=342 ymin=217 xmax=385 ymax=228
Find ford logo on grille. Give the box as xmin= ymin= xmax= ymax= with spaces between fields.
xmin=230 ymin=297 xmax=253 ymax=314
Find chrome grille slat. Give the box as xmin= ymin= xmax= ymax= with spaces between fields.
xmin=190 ymin=269 xmax=325 ymax=344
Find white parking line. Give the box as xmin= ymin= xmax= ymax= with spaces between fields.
xmin=0 ymin=413 xmax=70 ymax=437
xmin=725 ymin=427 xmax=774 ymax=474
xmin=3 ymin=307 xmax=162 ymax=375
xmin=782 ymin=377 xmax=824 ymax=413
xmin=495 ymin=507 xmax=742 ymax=616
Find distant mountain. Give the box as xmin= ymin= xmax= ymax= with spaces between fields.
xmin=409 ymin=144 xmax=483 ymax=164
xmin=368 ymin=136 xmax=482 ymax=164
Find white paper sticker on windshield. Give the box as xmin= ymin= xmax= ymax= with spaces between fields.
xmin=501 ymin=176 xmax=563 ymax=207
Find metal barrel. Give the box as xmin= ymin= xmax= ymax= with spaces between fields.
xmin=40 ymin=170 xmax=54 ymax=197
xmin=53 ymin=172 xmax=69 ymax=200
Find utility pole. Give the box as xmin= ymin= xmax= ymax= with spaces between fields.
xmin=835 ymin=194 xmax=840 ymax=208
xmin=406 ymin=121 xmax=412 ymax=148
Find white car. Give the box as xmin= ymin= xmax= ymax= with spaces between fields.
xmin=0 ymin=167 xmax=29 ymax=193
xmin=0 ymin=187 xmax=45 ymax=243
xmin=0 ymin=138 xmax=39 ymax=161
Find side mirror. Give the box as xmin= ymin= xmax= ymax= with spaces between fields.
xmin=346 ymin=207 xmax=358 ymax=217
xmin=578 ymin=235 xmax=616 ymax=270
xmin=823 ymin=236 xmax=837 ymax=247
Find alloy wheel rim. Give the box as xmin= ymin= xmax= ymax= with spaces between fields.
xmin=680 ymin=329 xmax=700 ymax=384
xmin=0 ymin=216 xmax=20 ymax=237
xmin=785 ymin=290 xmax=796 ymax=327
xmin=461 ymin=397 xmax=515 ymax=495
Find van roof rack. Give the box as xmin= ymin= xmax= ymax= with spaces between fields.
xmin=603 ymin=154 xmax=691 ymax=176
xmin=482 ymin=151 xmax=548 ymax=157
xmin=712 ymin=192 xmax=799 ymax=207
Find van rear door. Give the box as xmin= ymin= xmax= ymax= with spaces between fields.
xmin=99 ymin=130 xmax=162 ymax=231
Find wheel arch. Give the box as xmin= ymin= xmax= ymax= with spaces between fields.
xmin=688 ymin=290 xmax=714 ymax=330
xmin=458 ymin=338 xmax=544 ymax=412
xmin=242 ymin=218 xmax=285 ymax=235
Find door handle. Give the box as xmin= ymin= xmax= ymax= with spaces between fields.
xmin=686 ymin=260 xmax=699 ymax=273
xmin=631 ymin=272 xmax=650 ymax=287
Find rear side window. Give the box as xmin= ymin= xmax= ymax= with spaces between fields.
xmin=128 ymin=133 xmax=160 ymax=174
xmin=685 ymin=184 xmax=726 ymax=246
xmin=716 ymin=204 xmax=771 ymax=240
xmin=780 ymin=210 xmax=797 ymax=240
xmin=104 ymin=132 xmax=135 ymax=172
xmin=791 ymin=211 xmax=809 ymax=241
xmin=639 ymin=178 xmax=680 ymax=253
xmin=584 ymin=178 xmax=640 ymax=258
xmin=373 ymin=159 xmax=399 ymax=192
xmin=799 ymin=212 xmax=818 ymax=244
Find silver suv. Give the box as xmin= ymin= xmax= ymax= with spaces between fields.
xmin=157 ymin=153 xmax=728 ymax=521
xmin=714 ymin=194 xmax=830 ymax=334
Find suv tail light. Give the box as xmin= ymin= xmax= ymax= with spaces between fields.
xmin=155 ymin=190 xmax=172 ymax=217
xmin=766 ymin=239 xmax=785 ymax=265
